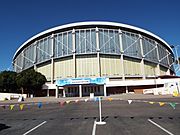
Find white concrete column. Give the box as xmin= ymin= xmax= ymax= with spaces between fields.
xmin=156 ymin=64 xmax=160 ymax=76
xmin=139 ymin=34 xmax=145 ymax=79
xmin=34 ymin=64 xmax=37 ymax=71
xmin=33 ymin=41 xmax=37 ymax=71
xmin=166 ymin=50 xmax=171 ymax=75
xmin=167 ymin=50 xmax=170 ymax=66
xmin=79 ymin=85 xmax=82 ymax=97
xmin=47 ymin=89 xmax=49 ymax=97
xmin=96 ymin=27 xmax=101 ymax=77
xmin=103 ymin=85 xmax=107 ymax=97
xmin=51 ymin=34 xmax=55 ymax=84
xmin=72 ymin=29 xmax=76 ymax=78
xmin=21 ymin=50 xmax=25 ymax=71
xmin=63 ymin=88 xmax=66 ymax=97
xmin=156 ymin=42 xmax=161 ymax=76
xmin=126 ymin=86 xmax=128 ymax=93
xmin=119 ymin=29 xmax=123 ymax=53
xmin=51 ymin=58 xmax=54 ymax=84
xmin=55 ymin=86 xmax=59 ymax=98
xmin=140 ymin=59 xmax=145 ymax=79
xmin=166 ymin=69 xmax=170 ymax=75
xmin=119 ymin=29 xmax=125 ymax=80
xmin=121 ymin=54 xmax=125 ymax=80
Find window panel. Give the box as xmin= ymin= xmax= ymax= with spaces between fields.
xmin=68 ymin=32 xmax=72 ymax=55
xmin=58 ymin=34 xmax=63 ymax=57
xmin=75 ymin=29 xmax=96 ymax=54
xmin=54 ymin=31 xmax=72 ymax=58
xmin=158 ymin=44 xmax=168 ymax=66
xmin=99 ymin=29 xmax=120 ymax=54
xmin=142 ymin=37 xmax=158 ymax=62
xmin=122 ymin=31 xmax=141 ymax=58
xmin=63 ymin=33 xmax=67 ymax=56
xmin=23 ymin=44 xmax=35 ymax=69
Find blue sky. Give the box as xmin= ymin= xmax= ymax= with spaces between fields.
xmin=0 ymin=0 xmax=180 ymax=74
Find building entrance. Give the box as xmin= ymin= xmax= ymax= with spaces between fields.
xmin=63 ymin=85 xmax=103 ymax=97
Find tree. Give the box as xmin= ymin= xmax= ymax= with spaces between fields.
xmin=0 ymin=71 xmax=17 ymax=93
xmin=16 ymin=69 xmax=46 ymax=96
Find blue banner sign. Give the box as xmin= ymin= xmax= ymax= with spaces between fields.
xmin=56 ymin=77 xmax=106 ymax=86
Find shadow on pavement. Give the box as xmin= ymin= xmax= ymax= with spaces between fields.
xmin=0 ymin=123 xmax=11 ymax=131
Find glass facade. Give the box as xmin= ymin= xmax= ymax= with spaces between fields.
xmin=37 ymin=36 xmax=52 ymax=63
xmin=158 ymin=43 xmax=169 ymax=67
xmin=54 ymin=31 xmax=73 ymax=58
xmin=14 ymin=53 xmax=23 ymax=72
xmin=75 ymin=28 xmax=96 ymax=54
xmin=122 ymin=31 xmax=141 ymax=58
xmin=14 ymin=25 xmax=174 ymax=79
xmin=142 ymin=36 xmax=158 ymax=63
xmin=99 ymin=29 xmax=120 ymax=54
xmin=24 ymin=43 xmax=35 ymax=69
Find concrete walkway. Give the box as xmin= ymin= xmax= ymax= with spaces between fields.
xmin=0 ymin=93 xmax=179 ymax=105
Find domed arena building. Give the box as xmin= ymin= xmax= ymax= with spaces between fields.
xmin=13 ymin=21 xmax=177 ymax=97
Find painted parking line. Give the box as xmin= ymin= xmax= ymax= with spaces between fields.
xmin=92 ymin=120 xmax=97 ymax=135
xmin=23 ymin=121 xmax=47 ymax=135
xmin=148 ymin=119 xmax=174 ymax=135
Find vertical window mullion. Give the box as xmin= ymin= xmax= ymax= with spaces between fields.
xmin=62 ymin=33 xmax=64 ymax=56
xmin=85 ymin=30 xmax=87 ymax=53
xmin=103 ymin=30 xmax=105 ymax=53
xmin=108 ymin=30 xmax=110 ymax=53
xmin=67 ymin=32 xmax=68 ymax=55
xmin=89 ymin=29 xmax=93 ymax=53
xmin=79 ymin=30 xmax=81 ymax=53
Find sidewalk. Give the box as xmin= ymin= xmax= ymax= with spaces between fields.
xmin=107 ymin=93 xmax=176 ymax=100
xmin=0 ymin=93 xmax=179 ymax=105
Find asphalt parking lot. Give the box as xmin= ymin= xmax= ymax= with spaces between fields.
xmin=0 ymin=97 xmax=180 ymax=135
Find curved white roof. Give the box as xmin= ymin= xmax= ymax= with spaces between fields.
xmin=13 ymin=21 xmax=173 ymax=60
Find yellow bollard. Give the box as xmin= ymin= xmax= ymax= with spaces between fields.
xmin=173 ymin=91 xmax=178 ymax=97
